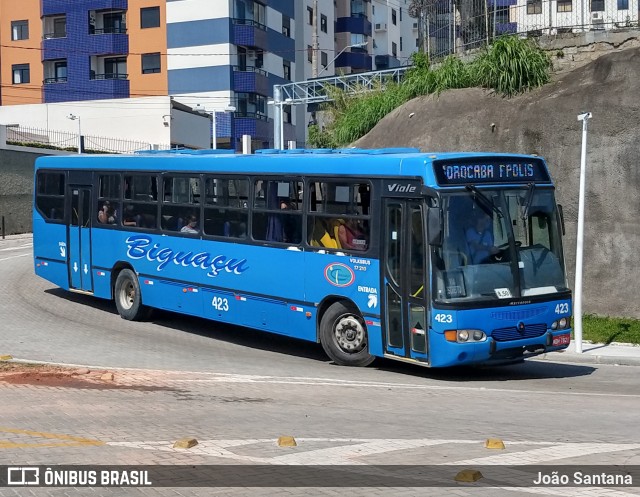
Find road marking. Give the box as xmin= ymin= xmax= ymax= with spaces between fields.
xmin=0 ymin=243 xmax=32 ymax=252
xmin=0 ymin=253 xmax=30 ymax=262
xmin=0 ymin=427 xmax=104 ymax=448
xmin=107 ymin=437 xmax=638 ymax=464
xmin=451 ymin=442 xmax=640 ymax=465
xmin=104 ymin=438 xmax=640 ymax=496
xmin=7 ymin=360 xmax=640 ymax=399
xmin=161 ymin=374 xmax=640 ymax=399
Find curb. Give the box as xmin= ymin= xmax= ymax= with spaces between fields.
xmin=533 ymin=351 xmax=640 ymax=367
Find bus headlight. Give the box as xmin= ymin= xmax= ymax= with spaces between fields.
xmin=444 ymin=330 xmax=487 ymax=343
xmin=551 ymin=317 xmax=571 ymax=330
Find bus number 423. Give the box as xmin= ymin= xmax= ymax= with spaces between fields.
xmin=434 ymin=313 xmax=453 ymax=324
xmin=555 ymin=303 xmax=569 ymax=314
xmin=211 ymin=297 xmax=229 ymax=312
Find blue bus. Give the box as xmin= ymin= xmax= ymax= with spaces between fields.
xmin=33 ymin=148 xmax=572 ymax=368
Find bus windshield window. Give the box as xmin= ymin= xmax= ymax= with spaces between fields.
xmin=433 ymin=188 xmax=568 ymax=303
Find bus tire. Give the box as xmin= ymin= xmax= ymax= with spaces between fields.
xmin=114 ymin=269 xmax=151 ymax=321
xmin=319 ymin=301 xmax=375 ymax=367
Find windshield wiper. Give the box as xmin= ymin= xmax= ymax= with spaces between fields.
xmin=521 ymin=182 xmax=536 ymax=222
xmin=465 ymin=185 xmax=503 ymax=218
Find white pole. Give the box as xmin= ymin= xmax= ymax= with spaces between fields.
xmin=211 ymin=111 xmax=217 ymax=150
xmin=77 ymin=116 xmax=81 ymax=154
xmin=574 ymin=112 xmax=592 ymax=354
xmin=279 ymin=103 xmax=284 ymax=150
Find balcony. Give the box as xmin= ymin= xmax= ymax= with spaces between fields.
xmin=233 ymin=66 xmax=269 ymax=94
xmin=336 ymin=50 xmax=372 ymax=72
xmin=374 ymin=54 xmax=400 ymax=70
xmin=90 ymin=73 xmax=128 ymax=80
xmin=44 ymin=77 xmax=68 ymax=84
xmin=336 ymin=16 xmax=372 ymax=36
xmin=232 ymin=19 xmax=268 ymax=50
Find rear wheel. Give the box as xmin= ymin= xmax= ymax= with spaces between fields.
xmin=114 ymin=269 xmax=151 ymax=321
xmin=319 ymin=301 xmax=374 ymax=367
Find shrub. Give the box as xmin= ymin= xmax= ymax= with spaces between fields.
xmin=472 ymin=36 xmax=552 ymax=97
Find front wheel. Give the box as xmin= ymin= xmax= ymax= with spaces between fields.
xmin=114 ymin=269 xmax=152 ymax=321
xmin=319 ymin=302 xmax=375 ymax=367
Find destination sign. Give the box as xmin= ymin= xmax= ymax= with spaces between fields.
xmin=433 ymin=157 xmax=551 ymax=186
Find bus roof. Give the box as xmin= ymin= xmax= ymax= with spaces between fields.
xmin=35 ymin=149 xmax=551 ymax=187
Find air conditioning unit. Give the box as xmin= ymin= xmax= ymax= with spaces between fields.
xmin=412 ymin=22 xmax=418 ymax=29
xmin=374 ymin=22 xmax=387 ymax=31
xmin=591 ymin=11 xmax=603 ymax=21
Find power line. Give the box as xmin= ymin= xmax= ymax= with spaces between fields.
xmin=0 ymin=43 xmax=343 ymax=57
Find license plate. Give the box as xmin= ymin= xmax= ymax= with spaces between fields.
xmin=552 ymin=334 xmax=571 ymax=346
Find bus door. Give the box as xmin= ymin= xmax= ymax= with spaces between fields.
xmin=68 ymin=185 xmax=93 ymax=292
xmin=383 ymin=199 xmax=428 ymax=362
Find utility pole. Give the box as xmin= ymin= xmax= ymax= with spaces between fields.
xmin=311 ymin=0 xmax=319 ymax=78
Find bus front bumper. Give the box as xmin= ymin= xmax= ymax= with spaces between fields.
xmin=429 ymin=330 xmax=571 ymax=367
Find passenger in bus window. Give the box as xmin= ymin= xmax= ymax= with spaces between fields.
xmin=466 ymin=211 xmax=499 ymax=264
xmin=98 ymin=201 xmax=116 ymax=224
xmin=280 ymin=200 xmax=300 ymax=243
xmin=337 ymin=218 xmax=367 ymax=251
xmin=181 ymin=215 xmax=199 ymax=234
xmin=123 ymin=205 xmax=137 ymax=226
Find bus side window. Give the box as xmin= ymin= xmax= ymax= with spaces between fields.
xmin=36 ymin=172 xmax=66 ymax=222
xmin=307 ymin=180 xmax=371 ymax=252
xmin=252 ymin=179 xmax=302 ymax=245
xmin=203 ymin=176 xmax=249 ymax=239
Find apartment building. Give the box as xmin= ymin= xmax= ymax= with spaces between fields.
xmin=0 ymin=0 xmax=417 ymax=150
xmin=514 ymin=0 xmax=638 ymax=34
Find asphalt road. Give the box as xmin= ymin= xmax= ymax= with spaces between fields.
xmin=0 ymin=234 xmax=638 ymax=497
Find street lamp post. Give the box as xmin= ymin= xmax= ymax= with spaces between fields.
xmin=195 ymin=105 xmax=236 ymax=149
xmin=268 ymin=94 xmax=292 ymax=150
xmin=67 ymin=114 xmax=81 ymax=154
xmin=574 ymin=111 xmax=592 ymax=354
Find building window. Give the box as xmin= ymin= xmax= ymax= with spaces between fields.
xmin=400 ymin=37 xmax=403 ymax=51
xmin=400 ymin=7 xmax=402 ymax=21
xmin=104 ymin=13 xmax=126 ymax=33
xmin=617 ymin=0 xmax=628 ymax=8
xmin=308 ymin=45 xmax=313 ymax=62
xmin=141 ymin=7 xmax=160 ymax=28
xmin=55 ymin=61 xmax=67 ymax=81
xmin=527 ymin=0 xmax=542 ymax=14
xmin=557 ymin=0 xmax=572 ymax=12
xmin=105 ymin=57 xmax=127 ymax=79
xmin=321 ymin=14 xmax=328 ymax=33
xmin=12 ymin=64 xmax=30 ymax=84
xmin=43 ymin=15 xmax=66 ymax=38
xmin=142 ymin=53 xmax=161 ymax=74
xmin=283 ymin=60 xmax=291 ymax=81
xmin=392 ymin=9 xmax=397 ymax=25
xmin=307 ymin=6 xmax=313 ymax=25
xmin=591 ymin=0 xmax=604 ymax=10
xmin=391 ymin=42 xmax=397 ymax=57
xmin=321 ymin=51 xmax=328 ymax=69
xmin=282 ymin=15 xmax=291 ymax=37
xmin=283 ymin=105 xmax=292 ymax=124
xmin=11 ymin=20 xmax=28 ymax=40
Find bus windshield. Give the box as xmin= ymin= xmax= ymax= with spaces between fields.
xmin=433 ymin=187 xmax=568 ymax=304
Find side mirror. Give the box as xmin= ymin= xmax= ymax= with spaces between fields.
xmin=557 ymin=204 xmax=566 ymax=236
xmin=427 ymin=207 xmax=443 ymax=246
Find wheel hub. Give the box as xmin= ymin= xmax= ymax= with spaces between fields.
xmin=335 ymin=316 xmax=365 ymax=353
